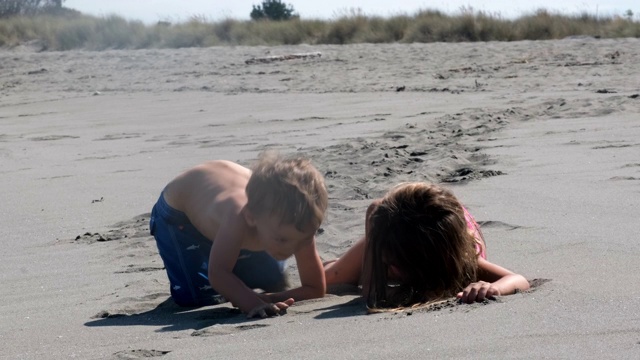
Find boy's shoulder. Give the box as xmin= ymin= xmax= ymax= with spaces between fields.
xmin=191 ymin=160 xmax=251 ymax=178
xmin=168 ymin=160 xmax=250 ymax=205
xmin=199 ymin=159 xmax=244 ymax=169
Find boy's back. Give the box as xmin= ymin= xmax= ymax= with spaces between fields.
xmin=162 ymin=160 xmax=252 ymax=247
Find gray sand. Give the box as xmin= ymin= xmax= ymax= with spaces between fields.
xmin=1 ymin=38 xmax=639 ymax=359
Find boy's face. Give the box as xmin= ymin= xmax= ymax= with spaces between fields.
xmin=254 ymin=215 xmax=315 ymax=261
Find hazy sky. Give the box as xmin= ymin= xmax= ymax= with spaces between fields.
xmin=64 ymin=1 xmax=637 ymax=23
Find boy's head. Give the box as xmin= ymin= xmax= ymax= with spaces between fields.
xmin=245 ymin=152 xmax=328 ymax=234
xmin=364 ymin=182 xmax=478 ymax=308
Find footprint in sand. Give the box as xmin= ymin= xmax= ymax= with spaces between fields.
xmin=608 ymin=176 xmax=640 ymax=181
xmin=191 ymin=323 xmax=269 ymax=337
xmin=30 ymin=135 xmax=79 ymax=141
xmin=477 ymin=220 xmax=523 ymax=231
xmin=527 ymin=278 xmax=552 ymax=290
xmin=92 ymin=292 xmax=171 ymax=319
xmin=592 ymin=143 xmax=631 ymax=149
xmin=441 ymin=167 xmax=504 ymax=183
xmin=112 ymin=349 xmax=170 ymax=359
xmin=114 ymin=266 xmax=164 ymax=274
xmin=622 ymin=163 xmax=640 ymax=168
xmin=94 ymin=133 xmax=144 ymax=141
xmin=73 ymin=213 xmax=152 ymax=243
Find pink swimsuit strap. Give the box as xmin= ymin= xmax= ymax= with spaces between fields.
xmin=462 ymin=206 xmax=486 ymax=259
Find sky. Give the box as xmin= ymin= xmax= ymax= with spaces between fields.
xmin=64 ymin=1 xmax=637 ymax=24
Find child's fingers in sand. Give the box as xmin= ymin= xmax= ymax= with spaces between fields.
xmin=457 ymin=281 xmax=499 ymax=303
xmin=275 ymin=298 xmax=295 ymax=310
xmin=247 ymin=298 xmax=295 ymax=318
xmin=247 ymin=303 xmax=280 ymax=318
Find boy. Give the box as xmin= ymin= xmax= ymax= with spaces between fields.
xmin=150 ymin=152 xmax=328 ymax=318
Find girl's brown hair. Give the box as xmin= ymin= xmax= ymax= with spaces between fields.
xmin=246 ymin=152 xmax=328 ymax=232
xmin=364 ymin=182 xmax=480 ymax=309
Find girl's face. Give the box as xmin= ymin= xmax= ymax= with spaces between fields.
xmin=387 ymin=264 xmax=405 ymax=282
xmin=382 ymin=254 xmax=408 ymax=282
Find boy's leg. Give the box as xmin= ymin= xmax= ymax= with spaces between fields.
xmin=150 ymin=194 xmax=222 ymax=307
xmin=232 ymin=250 xmax=288 ymax=293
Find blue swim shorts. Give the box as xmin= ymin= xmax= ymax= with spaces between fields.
xmin=150 ymin=193 xmax=287 ymax=307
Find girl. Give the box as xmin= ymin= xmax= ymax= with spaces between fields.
xmin=324 ymin=182 xmax=529 ymax=310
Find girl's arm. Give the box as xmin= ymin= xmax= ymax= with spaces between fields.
xmin=324 ymin=236 xmax=366 ymax=286
xmin=323 ymin=199 xmax=381 ymax=287
xmin=457 ymin=257 xmax=530 ymax=303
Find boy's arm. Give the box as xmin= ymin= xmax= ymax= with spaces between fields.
xmin=264 ymin=237 xmax=326 ymax=303
xmin=208 ymin=215 xmax=266 ymax=314
xmin=457 ymin=257 xmax=530 ymax=303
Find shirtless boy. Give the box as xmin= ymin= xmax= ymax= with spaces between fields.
xmin=149 ymin=153 xmax=328 ymax=318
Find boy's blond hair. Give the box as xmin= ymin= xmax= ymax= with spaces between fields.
xmin=246 ymin=152 xmax=328 ymax=232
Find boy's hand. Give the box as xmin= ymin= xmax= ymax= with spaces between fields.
xmin=457 ymin=281 xmax=500 ymax=303
xmin=247 ymin=298 xmax=294 ymax=318
xmin=256 ymin=293 xmax=272 ymax=303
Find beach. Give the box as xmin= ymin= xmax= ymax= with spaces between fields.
xmin=1 ymin=38 xmax=639 ymax=359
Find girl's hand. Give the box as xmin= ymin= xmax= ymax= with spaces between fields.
xmin=457 ymin=281 xmax=500 ymax=303
xmin=246 ymin=298 xmax=294 ymax=318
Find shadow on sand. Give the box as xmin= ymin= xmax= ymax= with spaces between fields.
xmin=85 ymin=292 xmax=367 ymax=333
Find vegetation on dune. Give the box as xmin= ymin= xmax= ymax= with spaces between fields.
xmin=0 ymin=5 xmax=638 ymax=50
xmin=250 ymin=0 xmax=297 ymax=21
xmin=0 ymin=0 xmax=66 ymax=17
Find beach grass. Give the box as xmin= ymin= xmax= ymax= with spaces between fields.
xmin=0 ymin=7 xmax=638 ymax=50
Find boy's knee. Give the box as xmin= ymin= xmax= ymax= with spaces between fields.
xmin=233 ymin=251 xmax=288 ymax=292
xmin=170 ymin=290 xmax=198 ymax=307
xmin=261 ymin=271 xmax=290 ymax=293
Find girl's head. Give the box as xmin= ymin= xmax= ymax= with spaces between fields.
xmin=364 ymin=182 xmax=481 ymax=309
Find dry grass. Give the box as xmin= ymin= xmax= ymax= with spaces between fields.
xmin=0 ymin=8 xmax=638 ymax=50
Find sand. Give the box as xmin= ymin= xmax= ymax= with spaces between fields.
xmin=1 ymin=38 xmax=639 ymax=359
